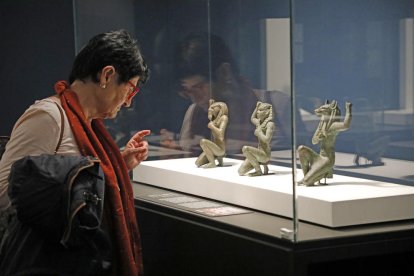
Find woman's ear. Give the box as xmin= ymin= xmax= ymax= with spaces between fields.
xmin=99 ymin=66 xmax=116 ymax=87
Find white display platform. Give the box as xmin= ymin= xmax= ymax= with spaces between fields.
xmin=133 ymin=157 xmax=414 ymax=227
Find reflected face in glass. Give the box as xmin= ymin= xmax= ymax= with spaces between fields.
xmin=179 ymin=75 xmax=211 ymax=110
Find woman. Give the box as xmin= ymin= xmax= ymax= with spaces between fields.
xmin=164 ymin=32 xmax=258 ymax=153
xmin=0 ymin=30 xmax=150 ymax=275
xmin=162 ymin=31 xmax=304 ymax=154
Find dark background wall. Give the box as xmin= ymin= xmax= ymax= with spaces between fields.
xmin=0 ymin=0 xmax=75 ymax=135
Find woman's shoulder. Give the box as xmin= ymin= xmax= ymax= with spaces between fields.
xmin=26 ymin=97 xmax=62 ymax=119
xmin=32 ymin=96 xmax=61 ymax=111
xmin=14 ymin=97 xmax=62 ymax=130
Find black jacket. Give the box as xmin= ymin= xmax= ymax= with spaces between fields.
xmin=0 ymin=154 xmax=111 ymax=276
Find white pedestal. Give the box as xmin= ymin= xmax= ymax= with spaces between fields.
xmin=133 ymin=157 xmax=414 ymax=227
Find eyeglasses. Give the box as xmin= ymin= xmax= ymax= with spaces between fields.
xmin=177 ymin=80 xmax=207 ymax=99
xmin=127 ymin=80 xmax=141 ymax=101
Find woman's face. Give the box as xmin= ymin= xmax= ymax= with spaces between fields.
xmin=179 ymin=75 xmax=211 ymax=110
xmin=97 ymin=75 xmax=140 ymax=119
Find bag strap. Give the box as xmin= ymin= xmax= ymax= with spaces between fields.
xmin=53 ymin=101 xmax=65 ymax=155
xmin=0 ymin=136 xmax=10 ymax=161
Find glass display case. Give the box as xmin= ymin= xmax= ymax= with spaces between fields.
xmin=73 ymin=0 xmax=414 ymax=242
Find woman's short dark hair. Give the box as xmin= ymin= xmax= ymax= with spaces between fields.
xmin=69 ymin=29 xmax=150 ymax=85
xmin=174 ymin=32 xmax=238 ymax=81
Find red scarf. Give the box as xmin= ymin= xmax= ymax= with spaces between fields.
xmin=54 ymin=81 xmax=142 ymax=276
